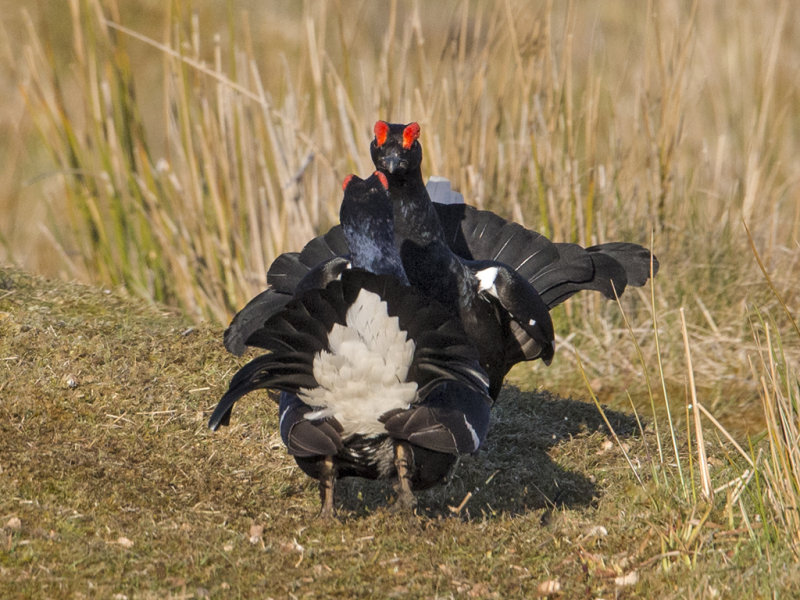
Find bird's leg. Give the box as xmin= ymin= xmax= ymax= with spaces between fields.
xmin=392 ymin=441 xmax=417 ymax=512
xmin=317 ymin=456 xmax=336 ymax=519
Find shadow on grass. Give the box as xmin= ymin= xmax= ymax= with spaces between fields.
xmin=332 ymin=386 xmax=641 ymax=521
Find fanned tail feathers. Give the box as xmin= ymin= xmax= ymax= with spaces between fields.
xmin=208 ymin=352 xmax=318 ymax=430
xmin=587 ymin=242 xmax=660 ymax=287
xmin=224 ymin=228 xmax=349 ymax=356
xmin=267 ymin=227 xmax=349 ymax=292
xmin=211 ymin=270 xmax=491 ymax=432
xmin=223 ymin=289 xmax=293 ymax=355
xmin=433 ymin=203 xmax=658 ymax=308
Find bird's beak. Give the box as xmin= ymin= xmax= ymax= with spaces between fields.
xmin=383 ymin=154 xmax=401 ymax=174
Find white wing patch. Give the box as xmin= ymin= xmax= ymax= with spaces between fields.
xmin=300 ymin=289 xmax=418 ymax=437
xmin=463 ymin=415 xmax=480 ymax=451
xmin=475 ymin=266 xmax=499 ymax=297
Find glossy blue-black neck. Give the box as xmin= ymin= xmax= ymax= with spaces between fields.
xmin=340 ymin=174 xmax=409 ymax=284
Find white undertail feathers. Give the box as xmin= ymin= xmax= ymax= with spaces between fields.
xmin=301 ymin=289 xmax=418 ymax=437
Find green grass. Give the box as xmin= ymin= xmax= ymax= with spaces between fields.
xmin=2 ymin=266 xmax=799 ymax=598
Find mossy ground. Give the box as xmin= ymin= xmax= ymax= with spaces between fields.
xmin=1 ymin=267 xmax=796 ymax=598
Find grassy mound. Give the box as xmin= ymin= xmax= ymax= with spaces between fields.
xmin=1 ymin=266 xmax=796 ymax=598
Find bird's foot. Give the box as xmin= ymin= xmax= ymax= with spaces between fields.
xmin=391 ymin=441 xmax=417 ymax=514
xmin=317 ymin=456 xmax=337 ymax=519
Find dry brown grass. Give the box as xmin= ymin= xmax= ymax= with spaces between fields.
xmin=1 ymin=0 xmax=800 ymax=594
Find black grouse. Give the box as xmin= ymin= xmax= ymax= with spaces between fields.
xmin=209 ymin=173 xmax=492 ymax=516
xmin=224 ymin=121 xmax=658 ymax=398
xmin=369 ymin=120 xmax=658 ymax=309
xmin=371 ymin=121 xmax=556 ymax=397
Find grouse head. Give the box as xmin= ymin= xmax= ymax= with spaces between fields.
xmin=370 ymin=121 xmax=422 ymax=177
xmin=339 ymin=171 xmax=391 ymax=233
xmin=339 ymin=171 xmax=407 ymax=283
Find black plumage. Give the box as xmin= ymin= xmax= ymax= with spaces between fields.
xmin=225 ymin=123 xmax=657 ymax=399
xmin=369 ymin=120 xmax=655 ymax=395
xmin=432 ymin=202 xmax=657 ymax=307
xmin=369 ymin=121 xmax=658 ymax=305
xmin=211 ymin=174 xmax=492 ymax=516
xmin=369 ymin=121 xmax=558 ymax=397
xmin=223 ymin=230 xmax=349 ymax=356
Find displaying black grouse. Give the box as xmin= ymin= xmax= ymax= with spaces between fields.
xmin=224 ymin=121 xmax=658 ymax=398
xmin=371 ymin=121 xmax=556 ymax=397
xmin=210 ymin=174 xmax=493 ymax=516
xmin=369 ymin=121 xmax=658 ymax=308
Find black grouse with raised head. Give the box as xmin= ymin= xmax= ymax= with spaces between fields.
xmin=210 ymin=173 xmax=492 ymax=516
xmin=371 ymin=121 xmax=559 ymax=397
xmin=369 ymin=120 xmax=658 ymax=308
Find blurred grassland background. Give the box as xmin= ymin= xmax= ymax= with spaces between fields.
xmin=0 ymin=0 xmax=798 ymax=428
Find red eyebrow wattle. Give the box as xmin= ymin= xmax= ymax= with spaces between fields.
xmin=402 ymin=122 xmax=420 ymax=149
xmin=374 ymin=121 xmax=389 ymax=147
xmin=374 ymin=171 xmax=389 ymax=189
